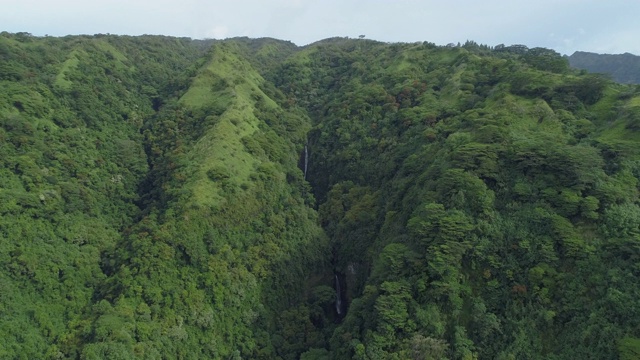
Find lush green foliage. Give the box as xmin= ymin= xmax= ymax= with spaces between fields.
xmin=2 ymin=33 xmax=640 ymax=359
xmin=276 ymin=39 xmax=640 ymax=359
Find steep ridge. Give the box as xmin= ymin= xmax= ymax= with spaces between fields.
xmin=78 ymin=41 xmax=329 ymax=359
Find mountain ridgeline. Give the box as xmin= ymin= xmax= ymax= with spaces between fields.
xmin=569 ymin=51 xmax=640 ymax=84
xmin=1 ymin=33 xmax=640 ymax=359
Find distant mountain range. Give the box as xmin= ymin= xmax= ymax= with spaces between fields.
xmin=568 ymin=51 xmax=640 ymax=84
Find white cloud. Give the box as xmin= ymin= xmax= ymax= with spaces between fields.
xmin=206 ymin=25 xmax=229 ymax=39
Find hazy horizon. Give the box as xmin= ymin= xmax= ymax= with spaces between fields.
xmin=1 ymin=0 xmax=639 ymax=56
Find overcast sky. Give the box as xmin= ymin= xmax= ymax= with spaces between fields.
xmin=1 ymin=0 xmax=639 ymax=55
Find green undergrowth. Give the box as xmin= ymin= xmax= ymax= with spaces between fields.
xmin=180 ymin=43 xmax=281 ymax=209
xmin=54 ymin=50 xmax=81 ymax=89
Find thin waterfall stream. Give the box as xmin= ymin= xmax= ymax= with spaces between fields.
xmin=303 ymin=144 xmax=309 ymax=180
xmin=335 ymin=274 xmax=342 ymax=315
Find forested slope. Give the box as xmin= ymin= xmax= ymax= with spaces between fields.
xmin=1 ymin=33 xmax=640 ymax=359
xmin=0 ymin=33 xmax=328 ymax=359
xmin=279 ymin=39 xmax=640 ymax=360
xmin=0 ymin=33 xmax=203 ymax=358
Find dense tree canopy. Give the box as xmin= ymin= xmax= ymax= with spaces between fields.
xmin=1 ymin=32 xmax=640 ymax=359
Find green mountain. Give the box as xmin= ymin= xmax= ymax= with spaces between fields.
xmin=2 ymin=33 xmax=640 ymax=359
xmin=568 ymin=51 xmax=640 ymax=84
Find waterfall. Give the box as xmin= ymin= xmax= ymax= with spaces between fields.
xmin=303 ymin=144 xmax=309 ymax=180
xmin=335 ymin=274 xmax=342 ymax=315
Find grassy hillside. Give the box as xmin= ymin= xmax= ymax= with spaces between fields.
xmin=80 ymin=41 xmax=329 ymax=359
